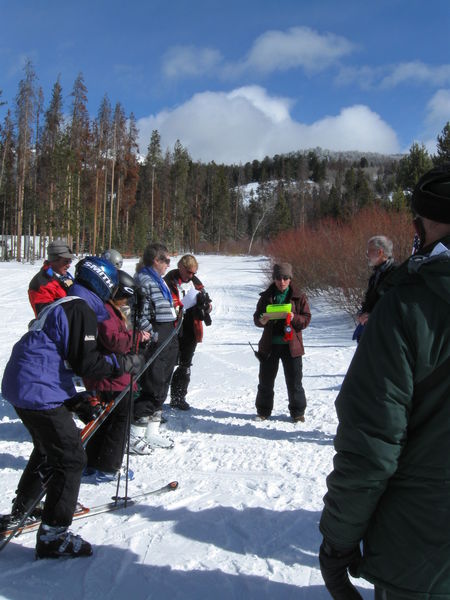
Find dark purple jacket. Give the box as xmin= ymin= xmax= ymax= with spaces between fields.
xmin=254 ymin=283 xmax=311 ymax=358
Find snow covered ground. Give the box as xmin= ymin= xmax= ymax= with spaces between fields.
xmin=0 ymin=254 xmax=373 ymax=599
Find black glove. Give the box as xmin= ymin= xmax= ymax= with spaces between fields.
xmin=117 ymin=353 xmax=145 ymax=376
xmin=319 ymin=539 xmax=363 ymax=600
xmin=64 ymin=394 xmax=103 ymax=424
xmin=143 ymin=331 xmax=159 ymax=359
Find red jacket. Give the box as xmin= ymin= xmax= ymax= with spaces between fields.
xmin=254 ymin=283 xmax=311 ymax=358
xmin=28 ymin=262 xmax=73 ymax=316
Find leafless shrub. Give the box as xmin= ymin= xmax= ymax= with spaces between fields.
xmin=267 ymin=207 xmax=413 ymax=318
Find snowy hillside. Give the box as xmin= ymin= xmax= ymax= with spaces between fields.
xmin=0 ymin=254 xmax=372 ymax=599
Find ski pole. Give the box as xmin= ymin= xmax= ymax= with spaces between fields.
xmin=80 ymin=311 xmax=184 ymax=446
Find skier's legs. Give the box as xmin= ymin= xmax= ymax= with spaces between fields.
xmin=134 ymin=323 xmax=179 ymax=419
xmin=85 ymin=392 xmax=130 ymax=472
xmin=16 ymin=406 xmax=86 ymax=527
xmin=255 ymin=347 xmax=280 ymax=417
xmin=281 ymin=350 xmax=307 ymax=418
xmin=171 ymin=333 xmax=197 ymax=404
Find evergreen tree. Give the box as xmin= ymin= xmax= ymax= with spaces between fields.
xmin=39 ymin=77 xmax=67 ymax=245
xmin=0 ymin=110 xmax=15 ymax=259
xmin=396 ymin=142 xmax=433 ymax=191
xmin=15 ymin=59 xmax=37 ymax=260
xmin=69 ymin=73 xmax=90 ymax=251
xmin=434 ymin=122 xmax=450 ymax=165
xmin=93 ymin=94 xmax=111 ymax=252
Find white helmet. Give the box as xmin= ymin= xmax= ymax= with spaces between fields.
xmin=102 ymin=248 xmax=123 ymax=269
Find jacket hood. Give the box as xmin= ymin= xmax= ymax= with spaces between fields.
xmin=382 ymin=235 xmax=450 ymax=307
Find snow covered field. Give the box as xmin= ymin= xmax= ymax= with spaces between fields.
xmin=0 ymin=254 xmax=373 ymax=599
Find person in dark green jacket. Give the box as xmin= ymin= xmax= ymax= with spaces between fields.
xmin=319 ymin=164 xmax=450 ymax=600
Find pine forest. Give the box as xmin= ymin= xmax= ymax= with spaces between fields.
xmin=1 ymin=62 xmax=449 ymax=312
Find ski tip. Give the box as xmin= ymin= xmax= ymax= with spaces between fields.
xmin=168 ymin=481 xmax=179 ymax=490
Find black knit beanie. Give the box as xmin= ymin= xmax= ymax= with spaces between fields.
xmin=411 ymin=164 xmax=450 ymax=224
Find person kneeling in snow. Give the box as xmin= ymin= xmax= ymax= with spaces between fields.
xmin=1 ymin=257 xmax=143 ymax=559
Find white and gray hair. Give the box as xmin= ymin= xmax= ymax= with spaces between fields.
xmin=368 ymin=235 xmax=393 ymax=258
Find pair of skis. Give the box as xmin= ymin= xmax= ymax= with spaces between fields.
xmin=0 ymin=481 xmax=179 ymax=542
xmin=0 ymin=314 xmax=184 ymax=553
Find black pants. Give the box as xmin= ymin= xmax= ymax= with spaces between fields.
xmin=14 ymin=405 xmax=86 ymax=527
xmin=255 ymin=345 xmax=306 ymax=418
xmin=134 ymin=322 xmax=179 ymax=419
xmin=85 ymin=391 xmax=130 ymax=473
xmin=170 ymin=322 xmax=197 ymax=403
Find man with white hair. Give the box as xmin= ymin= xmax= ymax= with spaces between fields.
xmin=353 ymin=235 xmax=396 ymax=342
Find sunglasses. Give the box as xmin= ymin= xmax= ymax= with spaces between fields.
xmin=275 ymin=276 xmax=291 ymax=281
xmin=159 ymin=256 xmax=170 ymax=265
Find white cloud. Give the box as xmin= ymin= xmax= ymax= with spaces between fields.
xmin=422 ymin=89 xmax=450 ymax=154
xmin=162 ymin=45 xmax=223 ymax=78
xmin=240 ymin=26 xmax=355 ymax=75
xmin=136 ymin=86 xmax=400 ymax=164
xmin=380 ymin=62 xmax=450 ymax=88
xmin=426 ymin=89 xmax=450 ymax=126
xmin=162 ymin=27 xmax=354 ymax=81
xmin=337 ymin=62 xmax=450 ymax=90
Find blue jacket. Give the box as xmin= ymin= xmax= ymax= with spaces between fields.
xmin=1 ymin=296 xmax=118 ymax=411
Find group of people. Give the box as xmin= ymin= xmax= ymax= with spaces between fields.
xmin=1 ymin=243 xmax=211 ymax=559
xmin=0 ymin=164 xmax=449 ymax=600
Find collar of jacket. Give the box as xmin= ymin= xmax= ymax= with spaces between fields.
xmin=260 ymin=282 xmax=302 ymax=300
xmin=165 ymin=268 xmax=203 ymax=291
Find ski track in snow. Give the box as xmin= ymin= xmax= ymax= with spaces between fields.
xmin=0 ymin=255 xmax=373 ymax=599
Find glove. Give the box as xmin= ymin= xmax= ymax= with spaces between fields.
xmin=143 ymin=331 xmax=159 ymax=359
xmin=118 ymin=353 xmax=145 ymax=376
xmin=319 ymin=540 xmax=363 ymax=600
xmin=64 ymin=394 xmax=103 ymax=424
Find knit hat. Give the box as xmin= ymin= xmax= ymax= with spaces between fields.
xmin=411 ymin=164 xmax=450 ymax=224
xmin=47 ymin=240 xmax=75 ymax=261
xmin=272 ymin=262 xmax=293 ymax=280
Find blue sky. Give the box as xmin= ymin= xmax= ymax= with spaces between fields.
xmin=0 ymin=0 xmax=449 ymax=163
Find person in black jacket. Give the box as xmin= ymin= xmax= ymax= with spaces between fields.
xmin=353 ymin=236 xmax=396 ymax=342
xmin=165 ymin=254 xmax=212 ymax=410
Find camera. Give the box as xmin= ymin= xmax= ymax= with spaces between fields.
xmin=196 ymin=289 xmax=212 ymax=326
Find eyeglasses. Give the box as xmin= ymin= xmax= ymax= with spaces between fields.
xmin=159 ymin=256 xmax=170 ymax=265
xmin=275 ymin=276 xmax=291 ymax=281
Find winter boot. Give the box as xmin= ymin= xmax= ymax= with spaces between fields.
xmin=82 ymin=467 xmax=135 ymax=484
xmin=145 ymin=419 xmax=174 ymax=449
xmin=1 ymin=497 xmax=44 ymax=533
xmin=129 ymin=423 xmax=153 ymax=455
xmin=292 ymin=414 xmax=305 ymax=423
xmin=150 ymin=410 xmax=167 ymax=424
xmin=170 ymin=397 xmax=191 ymax=410
xmin=35 ymin=523 xmax=92 ymax=559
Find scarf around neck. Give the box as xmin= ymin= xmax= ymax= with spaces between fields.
xmin=143 ymin=266 xmax=173 ymax=304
